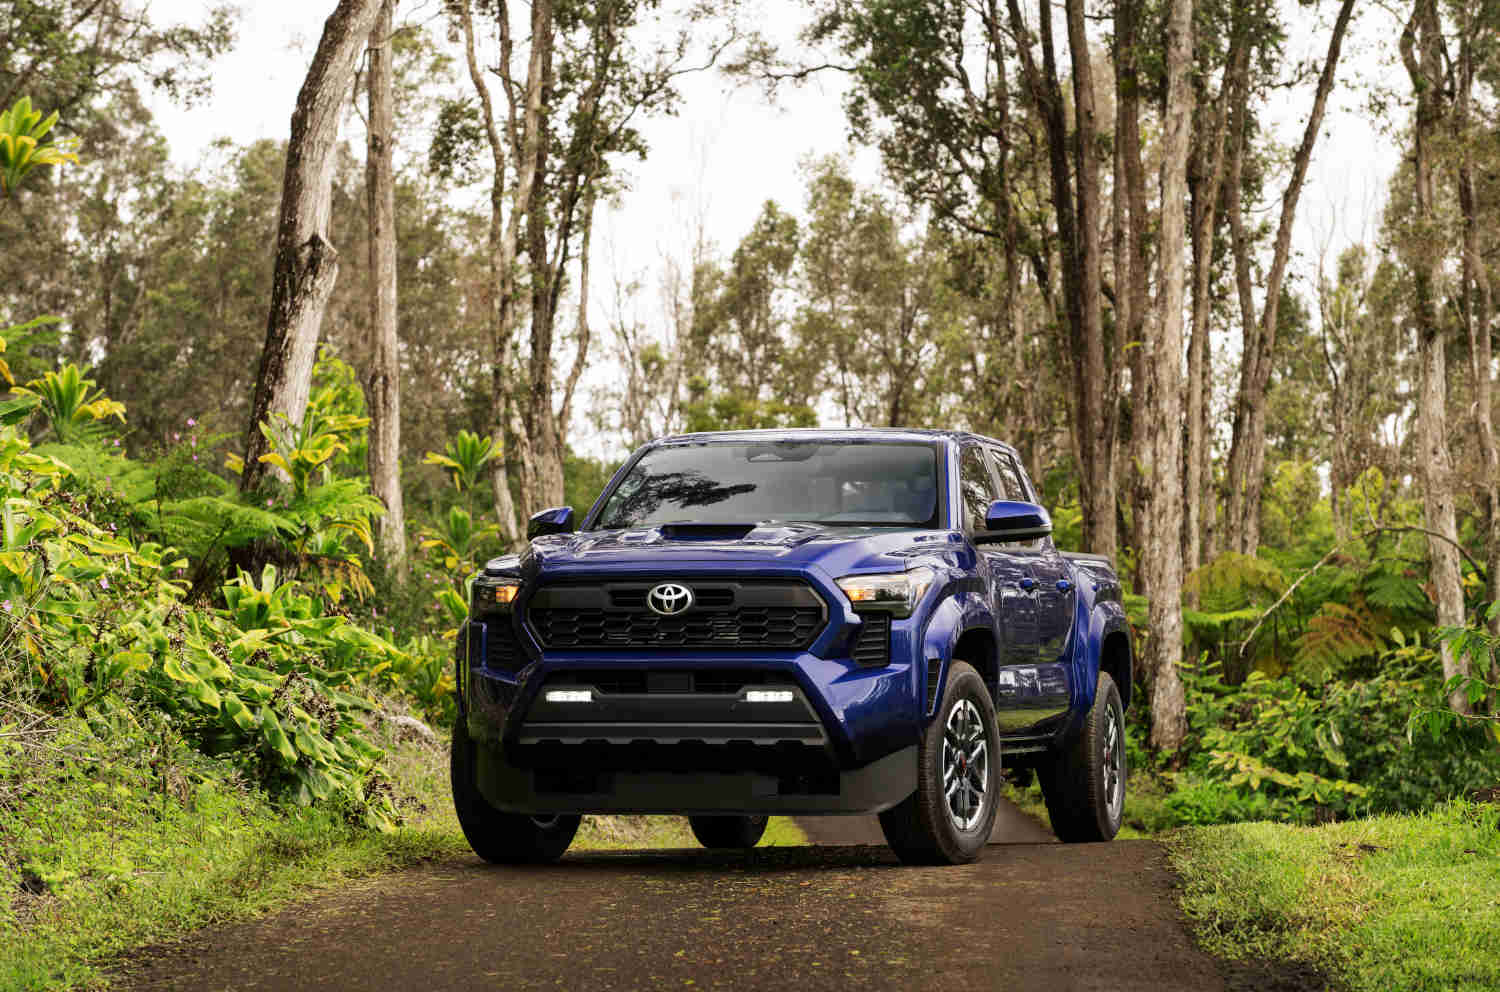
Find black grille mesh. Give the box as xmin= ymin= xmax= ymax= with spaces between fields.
xmin=851 ymin=614 xmax=891 ymax=667
xmin=529 ymin=606 xmax=822 ymax=649
xmin=546 ymin=669 xmax=781 ymax=694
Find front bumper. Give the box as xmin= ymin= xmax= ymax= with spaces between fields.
xmin=457 ymin=589 xmax=926 ymax=815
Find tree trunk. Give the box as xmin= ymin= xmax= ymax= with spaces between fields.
xmin=364 ymin=0 xmax=406 ymax=572
xmin=1183 ymin=27 xmax=1240 ymax=591
xmin=241 ymin=0 xmax=383 ymax=491
xmin=1402 ymin=0 xmax=1470 ymax=715
xmin=1221 ymin=0 xmax=1355 ymax=553
xmin=455 ymin=0 xmax=521 ymax=544
xmin=1144 ymin=0 xmax=1194 ymax=755
xmin=1115 ymin=0 xmax=1150 ymax=591
xmin=1455 ymin=19 xmax=1500 ymax=642
xmin=1008 ymin=0 xmax=1116 ymax=558
xmin=1064 ymin=0 xmax=1116 ymax=560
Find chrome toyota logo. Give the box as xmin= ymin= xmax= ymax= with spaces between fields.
xmin=646 ymin=582 xmax=694 ymax=616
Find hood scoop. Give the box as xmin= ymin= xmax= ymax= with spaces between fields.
xmin=658 ymin=522 xmax=758 ymax=542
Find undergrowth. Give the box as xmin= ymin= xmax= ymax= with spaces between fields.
xmin=1170 ymin=801 xmax=1500 ymax=992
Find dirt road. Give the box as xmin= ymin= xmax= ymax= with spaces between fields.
xmin=118 ymin=803 xmax=1237 ymax=992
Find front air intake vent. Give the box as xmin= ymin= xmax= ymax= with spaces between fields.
xmin=925 ymin=659 xmax=943 ymax=714
xmin=851 ymin=615 xmax=891 ymax=667
xmin=486 ymin=619 xmax=523 ymax=673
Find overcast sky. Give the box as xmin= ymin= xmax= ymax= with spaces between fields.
xmin=143 ymin=0 xmax=1403 ymax=458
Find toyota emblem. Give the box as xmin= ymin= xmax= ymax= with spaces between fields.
xmin=646 ymin=582 xmax=694 ymax=616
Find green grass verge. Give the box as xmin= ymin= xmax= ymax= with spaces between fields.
xmin=2 ymin=709 xmax=809 ymax=992
xmin=1169 ymin=801 xmax=1500 ymax=992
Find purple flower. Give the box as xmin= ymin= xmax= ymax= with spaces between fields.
xmin=266 ymin=498 xmax=274 ymax=507
xmin=172 ymin=432 xmax=180 ymax=442
xmin=2 ymin=600 xmax=11 ymax=614
xmin=191 ymin=454 xmax=198 ymax=462
xmin=99 ymin=576 xmax=109 ymax=591
xmin=187 ymin=418 xmax=197 ymax=427
xmin=112 ymin=439 xmax=119 ymax=447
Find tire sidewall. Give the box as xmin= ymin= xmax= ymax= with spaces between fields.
xmin=1091 ymin=675 xmax=1126 ymax=839
xmin=920 ymin=661 xmax=1000 ymax=862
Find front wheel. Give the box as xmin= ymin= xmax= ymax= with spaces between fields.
xmin=451 ymin=718 xmax=580 ymax=863
xmin=688 ymin=815 xmax=769 ymax=849
xmin=879 ymin=660 xmax=999 ymax=865
xmin=1038 ymin=672 xmax=1126 ymax=843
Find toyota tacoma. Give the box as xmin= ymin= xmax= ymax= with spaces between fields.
xmin=452 ymin=429 xmax=1132 ymax=864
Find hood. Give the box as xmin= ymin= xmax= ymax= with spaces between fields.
xmin=488 ymin=522 xmax=965 ymax=580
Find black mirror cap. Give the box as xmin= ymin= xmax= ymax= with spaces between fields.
xmin=527 ymin=505 xmax=575 ymax=540
xmin=979 ymin=499 xmax=1052 ymax=541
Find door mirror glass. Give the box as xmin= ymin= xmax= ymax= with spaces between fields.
xmin=527 ymin=505 xmax=575 ymax=539
xmin=980 ymin=500 xmax=1051 ymax=542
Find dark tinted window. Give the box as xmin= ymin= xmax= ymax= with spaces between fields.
xmin=959 ymin=445 xmax=999 ymax=532
xmin=593 ymin=441 xmax=941 ymax=530
xmin=988 ymin=449 xmax=1026 ymax=501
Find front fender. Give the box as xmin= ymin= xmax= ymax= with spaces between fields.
xmin=918 ymin=589 xmax=998 ymax=721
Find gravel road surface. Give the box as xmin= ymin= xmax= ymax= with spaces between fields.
xmin=118 ymin=801 xmax=1235 ymax=992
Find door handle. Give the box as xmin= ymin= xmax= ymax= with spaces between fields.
xmin=1018 ymin=577 xmax=1036 ymax=591
xmin=1056 ymin=579 xmax=1072 ymax=592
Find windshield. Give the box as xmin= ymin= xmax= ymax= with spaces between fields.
xmin=592 ymin=441 xmax=943 ymax=530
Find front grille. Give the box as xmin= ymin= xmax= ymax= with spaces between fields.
xmin=546 ymin=668 xmax=782 ymax=694
xmin=486 ymin=617 xmax=523 ymax=672
xmin=851 ymin=614 xmax=891 ymax=667
xmin=527 ymin=580 xmax=825 ymax=650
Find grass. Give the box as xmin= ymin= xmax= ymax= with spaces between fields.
xmin=1003 ymin=768 xmax=1173 ymax=838
xmin=1169 ymin=801 xmax=1500 ymax=992
xmin=1 ymin=705 xmax=809 ymax=992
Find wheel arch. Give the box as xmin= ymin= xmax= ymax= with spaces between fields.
xmin=1100 ymin=629 xmax=1132 ymax=711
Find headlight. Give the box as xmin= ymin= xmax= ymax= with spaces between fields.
xmin=472 ymin=579 xmax=520 ymax=610
xmin=835 ymin=566 xmax=935 ymax=616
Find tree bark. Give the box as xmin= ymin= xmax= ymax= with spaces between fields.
xmin=1221 ymin=0 xmax=1356 ymax=553
xmin=455 ymin=0 xmax=521 ymax=545
xmin=1008 ymin=0 xmax=1117 ymax=558
xmin=1401 ymin=0 xmax=1470 ymax=715
xmin=1183 ymin=25 xmax=1242 ymax=590
xmin=241 ymin=0 xmax=383 ymax=491
xmin=1455 ymin=16 xmax=1500 ymax=642
xmin=1144 ymin=0 xmax=1194 ymax=755
xmin=364 ymin=0 xmax=406 ymax=572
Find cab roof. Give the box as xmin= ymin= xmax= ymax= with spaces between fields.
xmin=652 ymin=427 xmax=1018 ymax=456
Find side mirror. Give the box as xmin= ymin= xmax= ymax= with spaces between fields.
xmin=527 ymin=505 xmax=575 ymax=540
xmin=978 ymin=500 xmax=1051 ymax=542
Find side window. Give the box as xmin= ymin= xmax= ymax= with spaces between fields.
xmin=959 ymin=445 xmax=1000 ymax=533
xmin=987 ymin=449 xmax=1042 ymax=550
xmin=986 ymin=449 xmax=1025 ymax=501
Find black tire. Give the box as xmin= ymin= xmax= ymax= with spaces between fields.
xmin=687 ymin=815 xmax=769 ymax=849
xmin=1038 ymin=671 xmax=1126 ymax=843
xmin=878 ymin=660 xmax=1000 ymax=865
xmin=451 ymin=718 xmax=580 ymax=863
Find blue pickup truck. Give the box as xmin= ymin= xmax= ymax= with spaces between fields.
xmin=453 ymin=429 xmax=1132 ymax=864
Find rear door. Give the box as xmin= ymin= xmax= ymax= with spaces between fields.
xmin=959 ymin=444 xmax=1038 ymax=667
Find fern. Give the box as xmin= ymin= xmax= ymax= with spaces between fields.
xmin=1185 ymin=551 xmax=1287 ymax=613
xmin=1293 ymin=599 xmax=1385 ymax=683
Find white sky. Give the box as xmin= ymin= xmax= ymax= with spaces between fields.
xmin=143 ymin=0 xmax=1404 ymax=460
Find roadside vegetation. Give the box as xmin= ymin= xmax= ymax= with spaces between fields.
xmin=1171 ymin=801 xmax=1500 ymax=992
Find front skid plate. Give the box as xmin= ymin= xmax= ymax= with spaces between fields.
xmin=474 ymin=744 xmax=917 ymax=816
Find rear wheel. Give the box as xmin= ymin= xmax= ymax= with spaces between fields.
xmin=1038 ymin=672 xmax=1126 ymax=843
xmin=451 ymin=718 xmax=580 ymax=863
xmin=879 ymin=660 xmax=999 ymax=865
xmin=687 ymin=815 xmax=769 ymax=849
